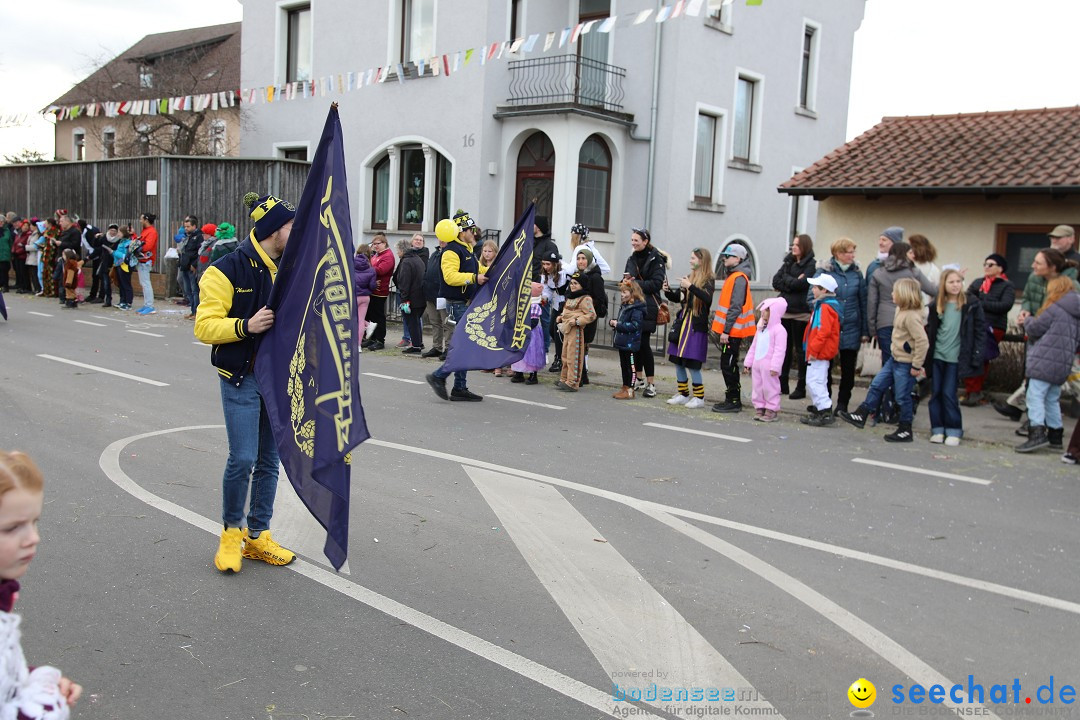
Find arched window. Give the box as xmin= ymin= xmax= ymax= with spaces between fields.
xmin=369 ymin=142 xmax=452 ymax=231
xmin=575 ymin=134 xmax=611 ymax=232
xmin=515 ymin=131 xmax=555 ymax=221
xmin=715 ymin=239 xmax=756 ymax=281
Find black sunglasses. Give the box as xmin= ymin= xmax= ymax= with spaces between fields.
xmin=631 ymin=227 xmax=650 ymax=242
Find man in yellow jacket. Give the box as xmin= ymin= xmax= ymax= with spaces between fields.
xmin=425 ymin=210 xmax=489 ymax=401
xmin=195 ymin=192 xmax=297 ymax=573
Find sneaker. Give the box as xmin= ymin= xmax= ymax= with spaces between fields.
xmin=758 ymin=409 xmax=779 ymax=423
xmin=753 ymin=408 xmax=765 ymax=418
xmin=214 ymin=527 xmax=244 ymax=573
xmin=450 ymin=387 xmax=483 ymax=401
xmin=992 ymin=400 xmax=1023 ymax=422
xmin=369 ymin=341 xmax=385 ymax=350
xmin=548 ymin=359 xmax=562 ymax=373
xmin=929 ymin=434 xmax=945 ymax=444
xmin=402 ymin=346 xmax=422 ymax=355
xmin=944 ymin=436 xmax=961 ymax=447
xmin=397 ymin=338 xmax=410 ymax=348
xmin=808 ymin=412 xmax=836 ymax=427
xmin=643 ymin=383 xmax=657 ymax=398
xmin=242 ymin=530 xmax=295 ymax=566
xmin=712 ymin=400 xmax=742 ymax=414
xmin=685 ymin=397 xmax=705 ymax=410
xmin=421 ymin=347 xmax=442 ymax=358
xmin=1061 ymin=452 xmax=1077 ymax=465
xmin=425 ymin=373 xmax=449 ymax=401
xmin=838 ymin=406 xmax=869 ymax=429
xmin=556 ymin=382 xmax=578 ymax=392
xmin=365 ymin=322 xmax=378 ymax=339
xmin=884 ymin=424 xmax=914 ymax=443
xmin=667 ymin=394 xmax=690 ymax=406
xmin=361 ymin=339 xmax=375 ymax=349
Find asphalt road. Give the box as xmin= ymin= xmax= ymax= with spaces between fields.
xmin=1 ymin=292 xmax=1078 ymax=720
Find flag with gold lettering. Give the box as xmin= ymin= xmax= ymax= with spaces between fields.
xmin=441 ymin=204 xmax=536 ymax=372
xmin=256 ymin=104 xmax=368 ymax=571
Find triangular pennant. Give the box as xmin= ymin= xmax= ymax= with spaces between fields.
xmin=509 ymin=38 xmax=523 ymax=53
xmin=570 ymin=23 xmax=584 ymax=44
xmin=558 ymin=27 xmax=571 ymax=48
xmin=672 ymin=0 xmax=686 ymax=17
xmin=442 ymin=54 xmax=451 ymax=75
xmin=453 ymin=50 xmax=461 ymax=71
xmin=656 ymin=5 xmax=673 ymax=22
xmin=685 ymin=0 xmax=706 ymax=15
xmin=598 ymin=16 xmax=617 ymax=32
xmin=396 ymin=63 xmax=405 ymax=84
xmin=544 ymin=31 xmax=556 ymax=51
xmin=634 ymin=9 xmax=654 ymax=23
xmin=522 ymin=34 xmax=540 ymax=52
xmin=464 ymin=48 xmax=475 ymax=65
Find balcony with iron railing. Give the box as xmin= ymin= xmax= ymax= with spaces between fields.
xmin=495 ymin=54 xmax=633 ymax=124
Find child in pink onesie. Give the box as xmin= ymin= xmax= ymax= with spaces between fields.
xmin=744 ymin=297 xmax=788 ymax=422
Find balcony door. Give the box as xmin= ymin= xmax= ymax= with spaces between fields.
xmin=516 ymin=132 xmax=555 ymax=225
xmin=577 ymin=0 xmax=610 ymax=106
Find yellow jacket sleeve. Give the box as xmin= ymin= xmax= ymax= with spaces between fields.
xmin=441 ymin=248 xmax=476 ymax=288
xmin=194 ymin=266 xmax=248 ymax=344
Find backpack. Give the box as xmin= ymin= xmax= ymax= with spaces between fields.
xmin=125 ymin=239 xmax=144 ymax=268
xmin=593 ymin=284 xmax=608 ymax=319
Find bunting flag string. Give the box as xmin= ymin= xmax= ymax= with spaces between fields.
xmin=40 ymin=0 xmax=763 ymax=121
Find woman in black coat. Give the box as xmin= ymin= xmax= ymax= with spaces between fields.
xmin=962 ymin=253 xmax=1015 ymax=405
xmin=624 ymin=228 xmax=668 ymax=398
xmin=394 ymin=244 xmax=428 ymax=354
xmin=771 ymin=234 xmax=817 ymax=399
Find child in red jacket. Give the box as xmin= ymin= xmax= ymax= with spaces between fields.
xmin=801 ymin=275 xmax=842 ymax=426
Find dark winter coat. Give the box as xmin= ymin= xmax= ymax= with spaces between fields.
xmin=811 ymin=257 xmax=868 ymax=350
xmin=423 ymin=246 xmax=444 ymax=302
xmin=867 ymin=256 xmax=938 ymax=335
xmin=612 ymin=300 xmax=647 ymax=351
xmin=926 ymin=293 xmax=987 ymax=380
xmin=1023 ymin=291 xmax=1080 ymax=385
xmin=624 ymin=246 xmax=668 ymax=332
xmin=771 ymin=251 xmax=816 ymax=316
xmin=352 ymin=252 xmax=376 ymax=298
xmin=582 ymin=262 xmax=606 ymax=344
xmin=664 ymin=279 xmax=716 ymax=333
xmin=394 ymin=249 xmax=428 ymax=313
xmin=179 ymin=229 xmax=202 ymax=272
xmin=531 ymin=234 xmax=559 ymax=283
xmin=967 ymin=275 xmax=1015 ymax=331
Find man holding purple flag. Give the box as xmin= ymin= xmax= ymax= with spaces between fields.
xmin=426 ymin=205 xmax=537 ymax=400
xmin=195 ymin=191 xmax=297 ymax=573
xmin=255 ymin=104 xmax=368 ymax=572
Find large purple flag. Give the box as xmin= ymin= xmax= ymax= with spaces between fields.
xmin=441 ymin=204 xmax=536 ymax=372
xmin=0 ymin=292 xmax=7 ymax=320
xmin=255 ymin=104 xmax=368 ymax=570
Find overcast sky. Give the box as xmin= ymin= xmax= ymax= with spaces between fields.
xmin=1 ymin=0 xmax=1078 ymax=160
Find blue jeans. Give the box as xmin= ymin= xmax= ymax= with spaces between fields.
xmin=180 ymin=268 xmax=199 ymax=313
xmin=540 ymin=302 xmax=552 ymax=353
xmin=137 ymin=262 xmax=154 ymax=309
xmin=929 ymin=359 xmax=962 ymax=437
xmin=219 ymin=374 xmax=280 ymax=531
xmin=864 ymin=357 xmax=915 ymax=424
xmin=1026 ymin=378 xmax=1063 ymax=429
xmin=432 ymin=300 xmax=469 ymax=390
xmin=876 ymin=327 xmax=893 ymax=362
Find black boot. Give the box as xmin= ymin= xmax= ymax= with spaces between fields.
xmin=580 ymin=366 xmax=590 ymax=386
xmin=839 ymin=404 xmax=870 ymax=429
xmin=510 ymin=371 xmax=526 ymax=383
xmin=1048 ymin=427 xmax=1064 ymax=450
xmin=993 ymin=400 xmax=1023 ymax=422
xmin=525 ymin=372 xmax=538 ymax=385
xmin=712 ymin=392 xmax=743 ymax=414
xmin=548 ymin=358 xmax=562 ymax=373
xmin=789 ymin=385 xmax=807 ymax=401
xmin=799 ymin=407 xmax=819 ymax=425
xmin=884 ymin=423 xmax=914 ymax=442
xmin=1015 ymin=425 xmax=1048 ymax=453
xmin=1015 ymin=419 xmax=1030 ymax=437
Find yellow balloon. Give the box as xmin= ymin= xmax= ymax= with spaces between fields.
xmin=848 ymin=679 xmax=876 ymax=709
xmin=435 ymin=218 xmax=459 ymax=244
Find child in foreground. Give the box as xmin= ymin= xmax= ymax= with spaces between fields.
xmin=0 ymin=451 xmax=82 ymax=718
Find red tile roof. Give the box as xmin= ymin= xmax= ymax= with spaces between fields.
xmin=48 ymin=23 xmax=241 ymax=107
xmin=779 ymin=106 xmax=1080 ymax=197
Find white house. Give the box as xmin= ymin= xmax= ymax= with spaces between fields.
xmin=238 ymin=0 xmax=865 ymax=282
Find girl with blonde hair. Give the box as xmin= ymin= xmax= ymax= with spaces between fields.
xmin=925 ymin=269 xmax=985 ymax=446
xmin=840 ymin=278 xmax=929 ymax=442
xmin=662 ymin=247 xmax=716 ymax=408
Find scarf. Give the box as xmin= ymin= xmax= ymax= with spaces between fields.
xmin=980 ymin=273 xmax=1008 ymax=295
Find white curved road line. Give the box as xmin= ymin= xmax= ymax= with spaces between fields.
xmin=98 ymin=426 xmax=664 ymax=720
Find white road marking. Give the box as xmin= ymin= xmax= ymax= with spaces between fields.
xmin=272 ymin=472 xmax=351 ymax=575
xmin=128 ymin=329 xmax=164 ymax=338
xmin=485 ymin=394 xmax=566 ymax=410
xmin=468 ymin=466 xmax=781 ymax=717
xmin=852 ymin=458 xmax=992 ymax=486
xmin=646 ymin=509 xmax=997 ymax=718
xmin=92 ymin=315 xmax=129 ymax=323
xmin=643 ymin=421 xmax=751 ymax=443
xmin=361 ymin=372 xmax=424 ymax=385
xmin=37 ymin=354 xmax=169 ymax=387
xmin=99 ymin=426 xmax=664 ymax=720
xmin=74 ymin=319 xmax=107 ymax=327
xmin=27 ymin=311 xmax=53 ymax=317
xmin=369 ymin=439 xmax=1080 ymax=617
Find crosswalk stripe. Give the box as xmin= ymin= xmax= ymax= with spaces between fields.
xmin=128 ymin=329 xmax=164 ymax=338
xmin=27 ymin=311 xmax=53 ymax=317
xmin=74 ymin=319 xmax=107 ymax=327
xmin=37 ymin=354 xmax=169 ymax=386
xmin=362 ymin=372 xmax=424 ymax=385
xmin=643 ymin=422 xmax=751 ymax=443
xmin=468 ymin=466 xmax=782 ymax=717
xmin=852 ymin=458 xmax=991 ymax=486
xmin=485 ymin=394 xmax=566 ymax=410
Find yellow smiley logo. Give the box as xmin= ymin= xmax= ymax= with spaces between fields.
xmin=848 ymin=678 xmax=876 ymax=708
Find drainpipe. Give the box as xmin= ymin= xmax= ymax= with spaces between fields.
xmin=628 ymin=1 xmax=663 ymax=229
